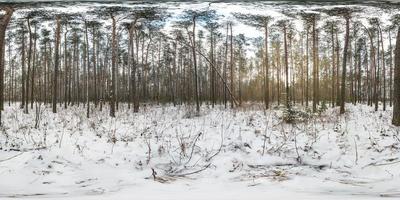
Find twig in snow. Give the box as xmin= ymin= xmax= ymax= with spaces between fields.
xmin=262 ymin=113 xmax=271 ymax=156
xmin=146 ymin=138 xmax=151 ymax=164
xmin=293 ymin=126 xmax=301 ymax=163
xmin=262 ymin=134 xmax=268 ymax=156
xmin=184 ymin=132 xmax=202 ymax=166
xmin=151 ymin=168 xmax=157 ymax=180
xmin=393 ymin=131 xmax=400 ymax=143
xmin=205 ymin=127 xmax=224 ymax=162
xmin=169 ymin=163 xmax=211 ymax=177
xmin=354 ymin=137 xmax=358 ymax=165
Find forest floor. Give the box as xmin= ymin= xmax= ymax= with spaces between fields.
xmin=0 ymin=102 xmax=400 ymax=200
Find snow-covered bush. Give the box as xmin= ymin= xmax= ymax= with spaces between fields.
xmin=282 ymin=104 xmax=312 ymax=124
xmin=317 ymin=101 xmax=328 ymax=114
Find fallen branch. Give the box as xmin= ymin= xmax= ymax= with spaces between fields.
xmin=0 ymin=146 xmax=46 ymax=152
xmin=248 ymin=161 xmax=328 ymax=170
xmin=0 ymin=152 xmax=24 ymax=162
xmin=365 ymin=160 xmax=400 ymax=167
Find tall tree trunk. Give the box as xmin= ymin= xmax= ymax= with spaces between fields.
xmin=76 ymin=36 xmax=80 ymax=106
xmin=44 ymin=40 xmax=48 ymax=104
xmin=210 ymin=30 xmax=215 ymax=107
xmin=392 ymin=27 xmax=400 ymax=126
xmin=92 ymin=27 xmax=98 ymax=107
xmin=53 ymin=16 xmax=61 ymax=113
xmin=238 ymin=48 xmax=242 ymax=106
xmin=331 ymin=25 xmax=336 ymax=107
xmin=64 ymin=26 xmax=68 ymax=109
xmin=340 ymin=17 xmax=350 ymax=114
xmin=0 ymin=6 xmax=13 ymax=124
xmin=312 ymin=18 xmax=317 ymax=112
xmin=25 ymin=18 xmax=32 ymax=114
xmin=300 ymin=33 xmax=304 ymax=106
xmin=306 ymin=26 xmax=309 ymax=107
xmin=379 ymin=26 xmax=386 ymax=111
xmin=336 ymin=31 xmax=341 ymax=106
xmin=223 ymin=24 xmax=228 ymax=108
xmin=389 ymin=30 xmax=393 ymax=107
xmin=8 ymin=40 xmax=12 ymax=105
xmin=283 ymin=24 xmax=289 ymax=108
xmin=31 ymin=24 xmax=36 ymax=109
xmin=230 ymin=23 xmax=234 ymax=109
xmin=375 ymin=28 xmax=380 ymax=112
xmin=133 ymin=29 xmax=139 ymax=112
xmin=110 ymin=16 xmax=117 ymax=117
xmin=85 ymin=21 xmax=90 ymax=118
xmin=357 ymin=43 xmax=362 ymax=103
xmin=264 ymin=24 xmax=269 ymax=109
xmin=20 ymin=24 xmax=26 ymax=109
xmin=192 ymin=17 xmax=200 ymax=114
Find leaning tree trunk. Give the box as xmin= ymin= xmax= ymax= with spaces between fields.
xmin=340 ymin=17 xmax=350 ymax=114
xmin=392 ymin=27 xmax=400 ymax=126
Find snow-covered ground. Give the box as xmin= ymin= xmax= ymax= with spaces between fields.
xmin=0 ymin=103 xmax=399 ymax=200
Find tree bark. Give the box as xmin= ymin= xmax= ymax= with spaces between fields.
xmin=230 ymin=23 xmax=234 ymax=109
xmin=64 ymin=26 xmax=68 ymax=109
xmin=25 ymin=18 xmax=32 ymax=114
xmin=264 ymin=24 xmax=269 ymax=109
xmin=389 ymin=30 xmax=393 ymax=107
xmin=53 ymin=16 xmax=61 ymax=113
xmin=85 ymin=21 xmax=90 ymax=118
xmin=20 ymin=24 xmax=26 ymax=109
xmin=31 ymin=24 xmax=37 ymax=109
xmin=331 ymin=24 xmax=336 ymax=107
xmin=312 ymin=17 xmax=317 ymax=112
xmin=379 ymin=25 xmax=386 ymax=111
xmin=110 ymin=15 xmax=116 ymax=117
xmin=340 ymin=17 xmax=350 ymax=114
xmin=192 ymin=17 xmax=200 ymax=114
xmin=0 ymin=6 xmax=13 ymax=124
xmin=392 ymin=27 xmax=400 ymax=126
xmin=305 ymin=26 xmax=309 ymax=107
xmin=283 ymin=24 xmax=289 ymax=108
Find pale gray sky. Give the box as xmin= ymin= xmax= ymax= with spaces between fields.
xmin=7 ymin=1 xmax=399 ymax=58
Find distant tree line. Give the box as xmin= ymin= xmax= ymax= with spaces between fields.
xmin=0 ymin=4 xmax=400 ymax=125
